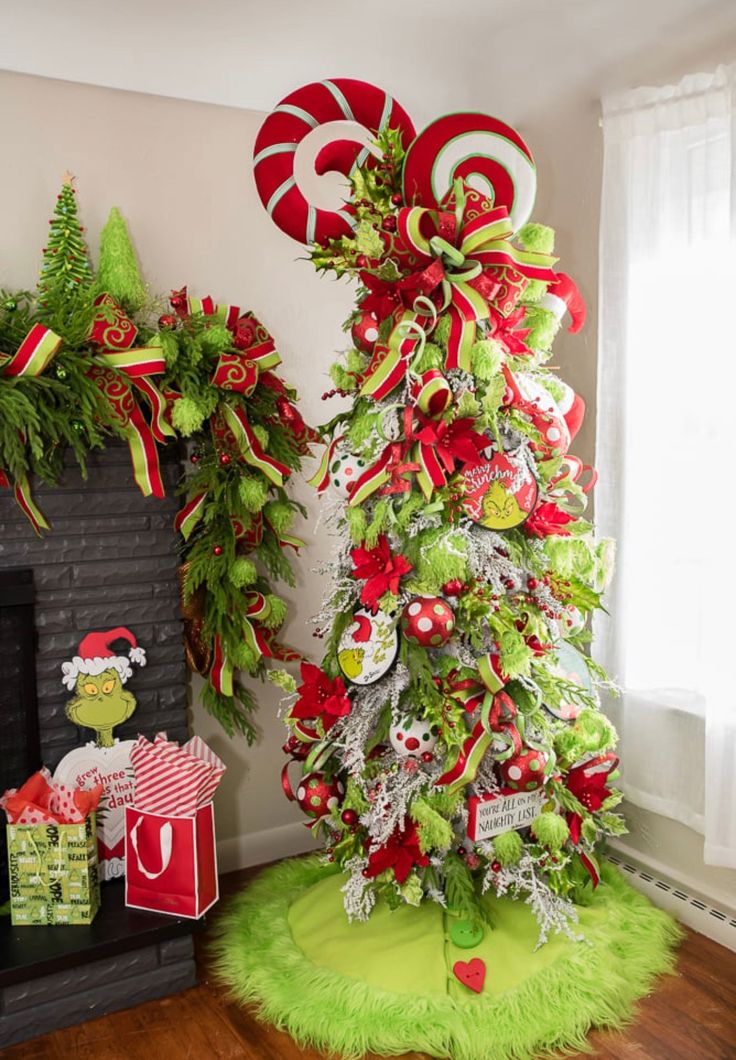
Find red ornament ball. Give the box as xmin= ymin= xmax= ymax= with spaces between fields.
xmin=390 ymin=192 xmax=403 ymax=206
xmin=158 ymin=314 xmax=177 ymax=329
xmin=212 ymin=545 xmax=224 ymax=557
xmin=341 ymin=808 xmax=359 ymax=827
xmin=491 ymin=860 xmax=502 ymax=873
xmin=442 ymin=579 xmax=465 ymax=597
xmin=351 ymin=309 xmax=381 ymax=353
xmin=401 ymin=596 xmax=455 ymax=648
xmin=189 ymin=453 xmax=199 ymax=464
xmin=421 ymin=751 xmax=434 ymax=764
xmin=355 ymin=254 xmax=369 ymax=269
xmin=296 ymin=772 xmax=345 ymax=820
xmin=499 ymin=747 xmax=548 ymax=792
xmin=219 ymin=453 xmax=231 ymax=466
xmin=381 ymin=215 xmax=397 ymax=232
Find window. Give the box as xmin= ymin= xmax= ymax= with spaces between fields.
xmin=595 ymin=65 xmax=735 ymax=868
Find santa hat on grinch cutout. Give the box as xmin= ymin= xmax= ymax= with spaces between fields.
xmin=61 ymin=627 xmax=146 ymax=691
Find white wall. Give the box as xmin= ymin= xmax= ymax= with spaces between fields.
xmin=2 ymin=0 xmax=736 ymax=900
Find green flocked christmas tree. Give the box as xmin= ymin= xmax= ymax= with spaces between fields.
xmin=275 ymin=132 xmax=625 ymax=942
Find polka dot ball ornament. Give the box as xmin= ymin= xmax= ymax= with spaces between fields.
xmin=400 ymin=596 xmax=455 ymax=648
xmin=498 ymin=747 xmax=548 ymax=792
xmin=329 ymin=448 xmax=368 ymax=498
xmin=295 ymin=772 xmax=345 ymax=820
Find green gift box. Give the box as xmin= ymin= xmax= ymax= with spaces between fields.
xmin=6 ymin=813 xmax=100 ymax=926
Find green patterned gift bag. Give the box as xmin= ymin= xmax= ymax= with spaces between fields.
xmin=6 ymin=814 xmax=100 ymax=925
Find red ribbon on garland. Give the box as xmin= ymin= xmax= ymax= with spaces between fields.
xmin=0 ymin=325 xmax=63 ymax=533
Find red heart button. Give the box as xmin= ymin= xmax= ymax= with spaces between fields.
xmin=453 ymin=957 xmax=486 ymax=994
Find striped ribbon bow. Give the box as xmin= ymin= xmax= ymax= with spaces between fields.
xmin=360 ymin=181 xmax=557 ymax=401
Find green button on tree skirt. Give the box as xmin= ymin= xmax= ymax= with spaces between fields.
xmin=213 ymin=856 xmax=681 ymax=1060
xmin=6 ymin=814 xmax=100 ymax=926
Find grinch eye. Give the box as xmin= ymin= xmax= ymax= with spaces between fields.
xmin=102 ymin=679 xmax=115 ymax=694
xmin=83 ymin=682 xmax=99 ymax=696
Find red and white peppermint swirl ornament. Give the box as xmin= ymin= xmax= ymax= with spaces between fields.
xmin=253 ymin=78 xmax=415 ymax=246
xmin=402 ymin=113 xmax=537 ymax=232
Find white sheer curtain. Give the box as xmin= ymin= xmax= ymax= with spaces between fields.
xmin=595 ymin=65 xmax=736 ymax=868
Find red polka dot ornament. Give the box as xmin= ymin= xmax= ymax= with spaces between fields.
xmin=400 ymin=596 xmax=455 ymax=648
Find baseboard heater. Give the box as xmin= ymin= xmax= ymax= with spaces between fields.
xmin=607 ymin=851 xmax=736 ymax=952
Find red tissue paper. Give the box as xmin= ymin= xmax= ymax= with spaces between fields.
xmin=1 ymin=767 xmax=103 ymax=825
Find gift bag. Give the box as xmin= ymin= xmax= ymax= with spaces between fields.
xmin=124 ymin=804 xmax=218 ymax=918
xmin=124 ymin=733 xmax=225 ymax=919
xmin=6 ymin=815 xmax=100 ymax=926
xmin=2 ymin=768 xmax=102 ymax=926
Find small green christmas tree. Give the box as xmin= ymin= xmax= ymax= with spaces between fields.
xmin=38 ymin=173 xmax=93 ymax=302
xmin=96 ymin=206 xmax=147 ymax=312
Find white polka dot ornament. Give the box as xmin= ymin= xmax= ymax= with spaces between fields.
xmin=329 ymin=447 xmax=368 ymax=498
xmin=389 ymin=716 xmax=438 ymax=759
xmin=499 ymin=747 xmax=548 ymax=792
xmin=296 ymin=772 xmax=345 ymax=820
xmin=351 ymin=309 xmax=381 ymax=353
xmin=400 ymin=596 xmax=455 ymax=648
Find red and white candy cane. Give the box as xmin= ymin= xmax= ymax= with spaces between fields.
xmin=402 ymin=113 xmax=537 ymax=232
xmin=253 ymin=78 xmax=415 ymax=246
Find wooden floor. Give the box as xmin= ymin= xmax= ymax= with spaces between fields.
xmin=4 ymin=865 xmax=735 ymax=1060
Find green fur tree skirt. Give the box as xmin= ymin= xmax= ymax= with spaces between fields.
xmin=213 ymin=856 xmax=681 ymax=1060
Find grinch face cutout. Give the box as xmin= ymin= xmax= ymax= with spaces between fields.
xmin=337 ymin=608 xmax=398 ymax=685
xmin=66 ymin=669 xmax=136 ymax=749
xmin=55 ymin=626 xmax=146 ymax=880
xmin=461 ymin=451 xmax=537 ymax=531
xmin=389 ymin=716 xmax=438 ymax=759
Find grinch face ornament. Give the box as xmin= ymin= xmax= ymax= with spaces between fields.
xmin=390 ymin=716 xmax=439 ymax=759
xmin=337 ymin=608 xmax=398 ymax=685
xmin=461 ymin=452 xmax=538 ymax=531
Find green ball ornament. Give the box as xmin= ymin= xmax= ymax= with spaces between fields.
xmin=3 ymin=298 xmax=17 ymax=312
xmin=55 ymin=366 xmax=68 ymax=380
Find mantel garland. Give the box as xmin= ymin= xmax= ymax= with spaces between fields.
xmin=0 ymin=177 xmax=315 ymax=742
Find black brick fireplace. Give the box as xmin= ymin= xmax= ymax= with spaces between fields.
xmin=0 ymin=441 xmax=198 ymax=1049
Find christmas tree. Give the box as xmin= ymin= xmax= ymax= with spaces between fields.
xmin=264 ymin=95 xmax=621 ymax=940
xmin=216 ymin=79 xmax=681 ymax=1059
xmin=96 ymin=206 xmax=148 ymax=313
xmin=38 ymin=173 xmax=93 ymax=301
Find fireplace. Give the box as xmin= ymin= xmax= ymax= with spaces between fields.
xmin=0 ymin=441 xmax=199 ymax=1049
xmin=0 ymin=568 xmax=40 ymax=906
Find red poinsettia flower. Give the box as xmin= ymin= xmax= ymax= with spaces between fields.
xmin=288 ymin=662 xmax=351 ymax=733
xmin=488 ymin=306 xmax=532 ymax=357
xmin=414 ymin=416 xmax=488 ymax=474
xmin=524 ymin=502 xmax=576 ymax=538
xmin=350 ymin=535 xmax=413 ymax=612
xmin=364 ymin=822 xmax=430 ymax=885
xmin=564 ymin=753 xmax=619 ymax=844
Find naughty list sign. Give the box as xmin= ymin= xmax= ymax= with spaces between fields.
xmin=467 ymin=788 xmax=545 ymax=842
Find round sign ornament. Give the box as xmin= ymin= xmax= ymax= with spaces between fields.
xmin=543 ymin=641 xmax=593 ymax=721
xmin=461 ymin=451 xmax=538 ymax=531
xmin=337 ymin=607 xmax=398 ymax=686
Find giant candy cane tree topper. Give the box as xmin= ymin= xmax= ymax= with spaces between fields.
xmin=216 ymin=77 xmax=681 ymax=1060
